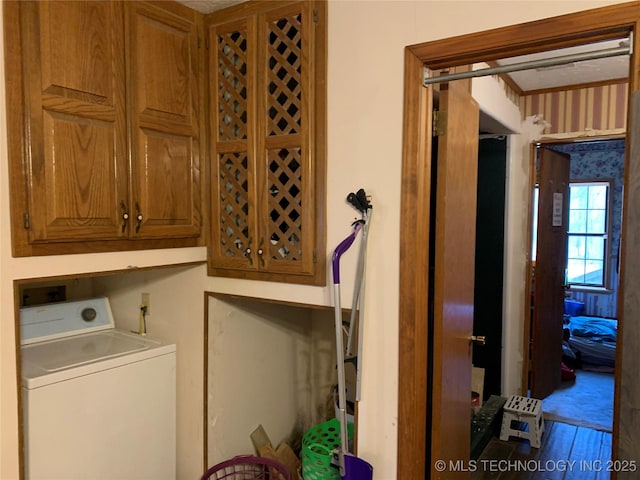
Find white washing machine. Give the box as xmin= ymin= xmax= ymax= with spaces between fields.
xmin=20 ymin=297 xmax=176 ymax=480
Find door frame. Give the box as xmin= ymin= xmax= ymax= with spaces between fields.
xmin=398 ymin=3 xmax=640 ymax=479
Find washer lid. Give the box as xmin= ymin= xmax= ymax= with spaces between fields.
xmin=20 ymin=297 xmax=114 ymax=345
xmin=21 ymin=329 xmax=175 ymax=389
xmin=22 ymin=330 xmax=150 ymax=372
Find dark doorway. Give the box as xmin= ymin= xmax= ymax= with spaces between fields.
xmin=473 ymin=137 xmax=507 ymax=400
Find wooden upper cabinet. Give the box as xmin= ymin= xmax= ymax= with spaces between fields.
xmin=127 ymin=2 xmax=202 ymax=239
xmin=4 ymin=1 xmax=204 ymax=256
xmin=206 ymin=0 xmax=327 ymax=285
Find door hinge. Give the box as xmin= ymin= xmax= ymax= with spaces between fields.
xmin=313 ymin=249 xmax=317 ymax=263
xmin=433 ymin=110 xmax=446 ymax=137
xmin=313 ymin=8 xmax=318 ymax=24
xmin=205 ymin=36 xmax=210 ymax=50
xmin=23 ymin=212 xmax=30 ymax=229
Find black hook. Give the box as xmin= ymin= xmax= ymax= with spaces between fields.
xmin=347 ymin=188 xmax=372 ymax=213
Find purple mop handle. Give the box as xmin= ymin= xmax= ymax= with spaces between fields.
xmin=332 ymin=221 xmax=363 ymax=284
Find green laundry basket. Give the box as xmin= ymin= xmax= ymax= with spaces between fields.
xmin=301 ymin=418 xmax=354 ymax=480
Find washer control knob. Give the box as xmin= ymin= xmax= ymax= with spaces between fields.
xmin=81 ymin=307 xmax=97 ymax=322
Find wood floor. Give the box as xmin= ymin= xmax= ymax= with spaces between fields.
xmin=472 ymin=420 xmax=613 ymax=479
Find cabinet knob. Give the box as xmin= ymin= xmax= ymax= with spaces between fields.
xmin=120 ymin=201 xmax=129 ymax=233
xmin=258 ymin=238 xmax=265 ymax=266
xmin=244 ymin=237 xmax=253 ymax=265
xmin=135 ymin=203 xmax=143 ymax=233
xmin=244 ymin=247 xmax=253 ymax=265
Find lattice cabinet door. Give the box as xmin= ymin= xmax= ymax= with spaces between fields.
xmin=209 ymin=17 xmax=260 ymax=271
xmin=207 ymin=1 xmax=326 ymax=285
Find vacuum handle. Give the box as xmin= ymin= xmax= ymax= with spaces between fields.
xmin=332 ymin=221 xmax=363 ymax=284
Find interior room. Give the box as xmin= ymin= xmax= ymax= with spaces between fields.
xmin=3 ymin=2 xmax=640 ymax=480
xmin=535 ymin=139 xmax=622 ymax=433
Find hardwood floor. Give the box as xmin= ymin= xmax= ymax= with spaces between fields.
xmin=472 ymin=420 xmax=616 ymax=479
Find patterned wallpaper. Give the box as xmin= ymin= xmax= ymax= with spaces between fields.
xmin=549 ymin=139 xmax=625 ymax=318
xmin=521 ymin=83 xmax=628 ymax=135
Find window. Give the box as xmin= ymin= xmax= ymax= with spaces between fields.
xmin=566 ymin=181 xmax=611 ymax=288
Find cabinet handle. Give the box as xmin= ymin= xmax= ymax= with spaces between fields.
xmin=135 ymin=202 xmax=143 ymax=233
xmin=245 ymin=237 xmax=253 ymax=265
xmin=120 ymin=201 xmax=129 ymax=233
xmin=257 ymin=237 xmax=265 ymax=267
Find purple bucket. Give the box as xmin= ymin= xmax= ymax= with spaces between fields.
xmin=341 ymin=454 xmax=373 ymax=480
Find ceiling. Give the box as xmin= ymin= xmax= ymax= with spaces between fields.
xmin=495 ymin=38 xmax=630 ymax=93
xmin=180 ymin=0 xmax=629 ymax=93
xmin=177 ymin=0 xmax=244 ymax=13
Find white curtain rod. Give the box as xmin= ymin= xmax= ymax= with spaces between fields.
xmin=423 ymin=44 xmax=631 ymax=86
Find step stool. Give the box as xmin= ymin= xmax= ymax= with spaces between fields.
xmin=499 ymin=395 xmax=544 ymax=448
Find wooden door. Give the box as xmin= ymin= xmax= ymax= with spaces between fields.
xmin=430 ymin=78 xmax=479 ymax=479
xmin=531 ymin=147 xmax=570 ymax=399
xmin=20 ymin=1 xmax=127 ymax=242
xmin=127 ymin=2 xmax=202 ymax=239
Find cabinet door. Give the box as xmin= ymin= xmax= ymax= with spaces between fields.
xmin=208 ymin=17 xmax=260 ymax=271
xmin=256 ymin=3 xmax=316 ymax=276
xmin=21 ymin=1 xmax=128 ymax=242
xmin=207 ymin=1 xmax=326 ymax=284
xmin=127 ymin=2 xmax=202 ymax=239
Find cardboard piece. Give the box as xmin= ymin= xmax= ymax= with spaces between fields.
xmin=250 ymin=424 xmax=301 ymax=478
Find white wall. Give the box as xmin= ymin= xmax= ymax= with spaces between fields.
xmin=206 ymin=298 xmax=313 ymax=463
xmin=205 ymin=298 xmax=339 ymax=466
xmin=1 ymin=1 xmax=629 ymax=479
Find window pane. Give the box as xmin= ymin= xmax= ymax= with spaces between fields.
xmin=568 ymin=235 xmax=585 ymax=258
xmin=567 ymin=258 xmax=585 ymax=284
xmin=566 ymin=181 xmax=609 ymax=287
xmin=570 ymin=185 xmax=588 ymax=209
xmin=587 ymin=210 xmax=606 ymax=233
xmin=588 ymin=185 xmax=608 ymax=209
xmin=585 ymin=259 xmax=604 ymax=285
xmin=569 ymin=210 xmax=587 ymax=233
xmin=586 ymin=236 xmax=604 ymax=260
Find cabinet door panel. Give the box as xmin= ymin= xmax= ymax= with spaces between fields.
xmin=22 ymin=0 xmax=127 ymax=242
xmin=134 ymin=129 xmax=199 ymax=237
xmin=28 ymin=112 xmax=124 ymax=241
xmin=128 ymin=2 xmax=201 ymax=239
xmin=211 ymin=151 xmax=258 ymax=270
xmin=39 ymin=1 xmax=115 ymax=103
xmin=133 ymin=12 xmax=190 ymax=121
xmin=261 ymin=145 xmax=313 ymax=274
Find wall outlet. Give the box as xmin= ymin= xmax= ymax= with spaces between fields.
xmin=141 ymin=292 xmax=151 ymax=315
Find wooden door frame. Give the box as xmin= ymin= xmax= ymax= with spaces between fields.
xmin=398 ymin=3 xmax=640 ymax=479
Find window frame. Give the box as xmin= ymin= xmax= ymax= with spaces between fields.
xmin=566 ymin=178 xmax=614 ymax=291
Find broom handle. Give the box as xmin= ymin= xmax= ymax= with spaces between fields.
xmin=332 ymin=222 xmax=363 ymax=457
